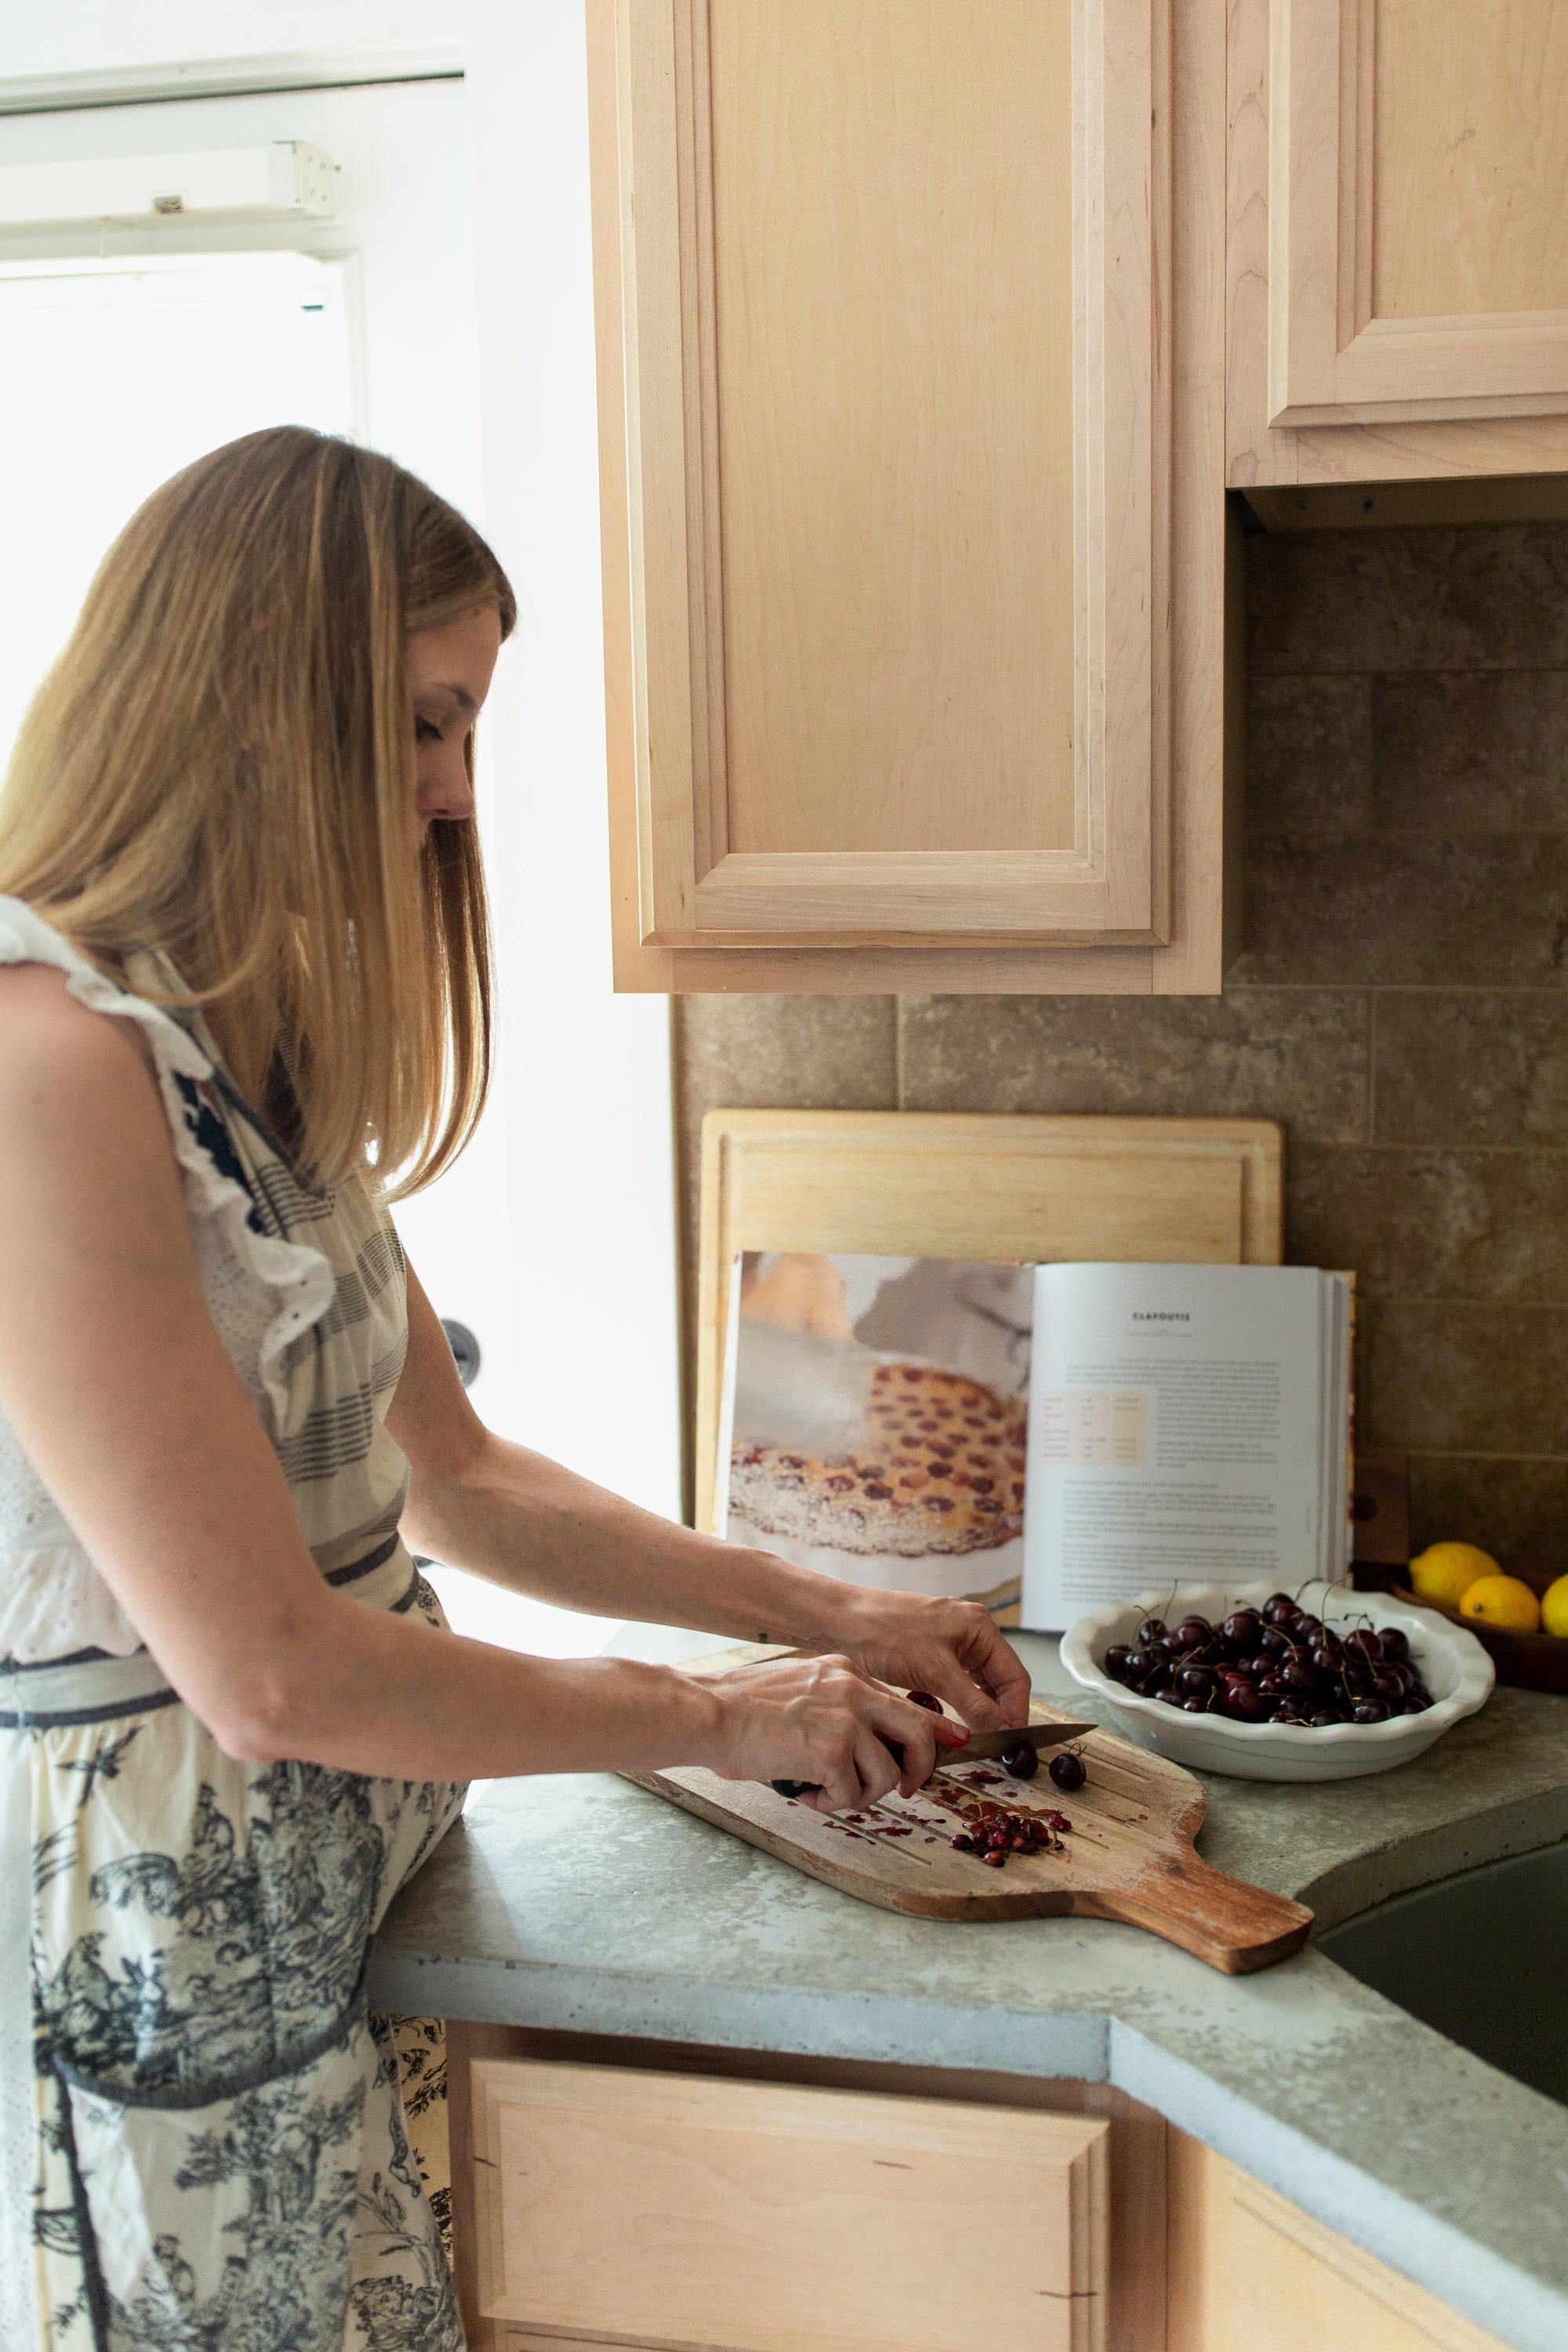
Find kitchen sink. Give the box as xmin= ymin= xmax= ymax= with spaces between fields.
xmin=1319 ymin=1842 xmax=1568 ymax=2107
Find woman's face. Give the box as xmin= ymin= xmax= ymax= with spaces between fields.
xmin=407 ymin=602 xmax=504 ymax=845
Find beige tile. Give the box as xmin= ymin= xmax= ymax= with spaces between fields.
xmin=896 ymin=989 xmax=1370 ymax=1144
xmin=1287 ymin=1145 xmax=1568 ymax=1304
xmin=1407 ymin=1454 xmax=1568 ymax=1577
xmin=1247 ymin=523 xmax=1568 ymax=674
xmin=1238 ymin=835 xmax=1568 ymax=988
xmin=1373 ymin=673 xmax=1568 ymax=833
xmin=1361 ymin=1300 xmax=1568 ymax=1456
xmin=1247 ymin=675 xmax=1372 ymax=833
xmin=1373 ymin=994 xmax=1568 ymax=1148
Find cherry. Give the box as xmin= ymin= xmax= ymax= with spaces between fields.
xmin=1278 ymin=1659 xmax=1314 ymax=1695
xmin=1352 ymin=1698 xmax=1392 ymax=1723
xmin=1258 ymin=1626 xmax=1290 ymax=1657
xmin=1171 ymin=1618 xmax=1222 ymax=1656
xmin=1347 ymin=1628 xmax=1383 ymax=1661
xmin=1370 ymin=1668 xmax=1406 ymax=1704
xmin=1048 ymin=1751 xmax=1087 ymax=1792
xmin=1264 ymin=1595 xmax=1298 ymax=1627
xmin=1001 ymin=1741 xmax=1040 ymax=1780
xmin=1104 ymin=1644 xmax=1133 ymax=1682
xmin=1156 ymin=1686 xmax=1184 ymax=1707
xmin=1379 ymin=1628 xmax=1411 ymax=1664
xmin=1310 ymin=1709 xmax=1347 ymax=1726
xmin=1225 ymin=1683 xmax=1265 ymax=1722
xmin=1222 ymin=1609 xmax=1262 ymax=1650
xmin=1135 ymin=1617 xmax=1167 ymax=1646
xmin=1175 ymin=1663 xmax=1214 ymax=1698
xmin=1288 ymin=1613 xmax=1323 ymax=1646
xmin=906 ymin=1690 xmax=943 ymax=1712
xmin=1311 ymin=1642 xmax=1344 ymax=1675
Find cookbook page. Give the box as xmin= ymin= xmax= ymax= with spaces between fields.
xmin=1021 ymin=1261 xmax=1327 ymax=1631
xmin=720 ymin=1253 xmax=1033 ymax=1613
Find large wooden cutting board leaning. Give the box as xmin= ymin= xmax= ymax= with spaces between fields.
xmin=627 ymin=1647 xmax=1312 ymax=1976
xmin=695 ymin=1108 xmax=1284 ymax=1534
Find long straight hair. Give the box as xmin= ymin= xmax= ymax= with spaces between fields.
xmin=0 ymin=427 xmax=515 ymax=1196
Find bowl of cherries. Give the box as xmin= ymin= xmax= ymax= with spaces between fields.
xmin=1059 ymin=1581 xmax=1494 ymax=1781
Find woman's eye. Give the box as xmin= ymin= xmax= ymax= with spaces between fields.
xmin=415 ymin=716 xmax=441 ymax=744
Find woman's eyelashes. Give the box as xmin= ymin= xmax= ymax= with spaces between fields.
xmin=415 ymin=713 xmax=444 ymax=744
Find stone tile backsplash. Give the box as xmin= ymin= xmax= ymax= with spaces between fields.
xmin=675 ymin=519 xmax=1568 ymax=1567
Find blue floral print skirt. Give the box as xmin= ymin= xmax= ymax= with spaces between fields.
xmin=16 ymin=1572 xmax=467 ymax=2352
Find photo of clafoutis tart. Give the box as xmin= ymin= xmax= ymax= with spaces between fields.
xmin=728 ymin=1363 xmax=1027 ymax=1560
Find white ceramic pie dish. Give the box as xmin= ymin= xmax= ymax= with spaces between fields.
xmin=1058 ymin=1580 xmax=1494 ymax=1781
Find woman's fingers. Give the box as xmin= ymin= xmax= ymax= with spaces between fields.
xmin=955 ymin=1618 xmax=1035 ymax=1730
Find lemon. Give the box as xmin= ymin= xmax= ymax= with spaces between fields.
xmin=1409 ymin=1541 xmax=1501 ymax=1613
xmin=1541 ymin=1576 xmax=1568 ymax=1639
xmin=1458 ymin=1574 xmax=1541 ymax=1634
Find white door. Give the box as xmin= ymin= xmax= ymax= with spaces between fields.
xmin=0 ymin=71 xmax=661 ymax=1653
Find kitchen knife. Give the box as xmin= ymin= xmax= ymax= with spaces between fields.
xmin=769 ymin=1716 xmax=1096 ymax=1801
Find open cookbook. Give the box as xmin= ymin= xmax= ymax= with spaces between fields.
xmin=716 ymin=1254 xmax=1353 ymax=1632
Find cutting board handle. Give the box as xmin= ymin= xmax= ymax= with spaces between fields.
xmin=1080 ymin=1850 xmax=1312 ymax=1975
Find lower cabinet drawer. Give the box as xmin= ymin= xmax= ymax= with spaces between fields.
xmin=469 ymin=2057 xmax=1109 ymax=2352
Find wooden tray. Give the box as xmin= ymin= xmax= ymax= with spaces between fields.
xmin=627 ymin=1653 xmax=1312 ymax=1975
xmin=1390 ymin=1568 xmax=1568 ymax=1696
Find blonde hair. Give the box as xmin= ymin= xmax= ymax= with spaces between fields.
xmin=0 ymin=426 xmax=516 ymax=1196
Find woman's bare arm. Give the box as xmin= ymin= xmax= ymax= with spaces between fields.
xmin=0 ymin=967 xmax=967 ymax=1807
xmin=389 ymin=1253 xmax=1033 ymax=1737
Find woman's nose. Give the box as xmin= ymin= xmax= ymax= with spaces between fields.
xmin=419 ymin=747 xmax=476 ymax=825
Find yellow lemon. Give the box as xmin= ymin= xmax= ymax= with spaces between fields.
xmin=1540 ymin=1576 xmax=1568 ymax=1639
xmin=1458 ymin=1574 xmax=1541 ymax=1634
xmin=1409 ymin=1541 xmax=1501 ymax=1613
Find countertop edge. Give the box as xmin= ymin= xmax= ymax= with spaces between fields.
xmin=1110 ymin=2022 xmax=1568 ymax=2352
xmin=367 ymin=1944 xmax=1565 ymax=2352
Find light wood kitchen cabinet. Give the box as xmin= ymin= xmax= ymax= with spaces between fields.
xmin=1229 ymin=0 xmax=1568 ymax=488
xmin=466 ymin=2057 xmax=1107 ymax=2351
xmin=447 ymin=2029 xmax=1518 ymax=2352
xmin=586 ymin=0 xmax=1232 ymax=996
xmin=1167 ymin=2133 xmax=1512 ymax=2352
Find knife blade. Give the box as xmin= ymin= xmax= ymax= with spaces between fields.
xmin=769 ymin=1715 xmax=1095 ymax=1801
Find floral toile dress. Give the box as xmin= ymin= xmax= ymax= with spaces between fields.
xmin=0 ymin=898 xmax=468 ymax=2352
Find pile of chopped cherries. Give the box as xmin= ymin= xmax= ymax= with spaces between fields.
xmin=905 ymin=1690 xmax=1084 ymax=1869
xmin=1101 ymin=1593 xmax=1434 ymax=1726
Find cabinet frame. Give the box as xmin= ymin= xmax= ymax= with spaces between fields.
xmin=1267 ymin=0 xmax=1568 ymax=432
xmin=604 ymin=0 xmax=1171 ymax=950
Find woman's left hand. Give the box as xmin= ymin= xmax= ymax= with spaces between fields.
xmin=810 ymin=1585 xmax=1033 ymax=1736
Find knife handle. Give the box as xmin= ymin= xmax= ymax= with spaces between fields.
xmin=772 ymin=1738 xmax=908 ymax=1801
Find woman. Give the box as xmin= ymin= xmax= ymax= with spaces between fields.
xmin=0 ymin=427 xmax=1029 ymax=2352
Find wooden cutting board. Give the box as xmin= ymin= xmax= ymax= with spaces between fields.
xmin=627 ymin=1655 xmax=1312 ymax=1976
xmin=695 ymin=1109 xmax=1283 ymax=1530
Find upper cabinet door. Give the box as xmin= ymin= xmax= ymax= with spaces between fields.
xmin=597 ymin=0 xmax=1171 ymax=949
xmin=1267 ymin=0 xmax=1568 ymax=429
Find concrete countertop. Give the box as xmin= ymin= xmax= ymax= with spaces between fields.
xmin=372 ymin=1628 xmax=1568 ymax=2352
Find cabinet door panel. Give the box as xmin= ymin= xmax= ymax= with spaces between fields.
xmin=470 ymin=2057 xmax=1109 ymax=2352
xmin=606 ymin=0 xmax=1169 ymax=947
xmin=1269 ymin=0 xmax=1568 ymax=428
xmin=710 ymin=0 xmax=1076 ymax=864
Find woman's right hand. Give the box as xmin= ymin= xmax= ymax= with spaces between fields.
xmin=686 ymin=1652 xmax=971 ymax=1813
